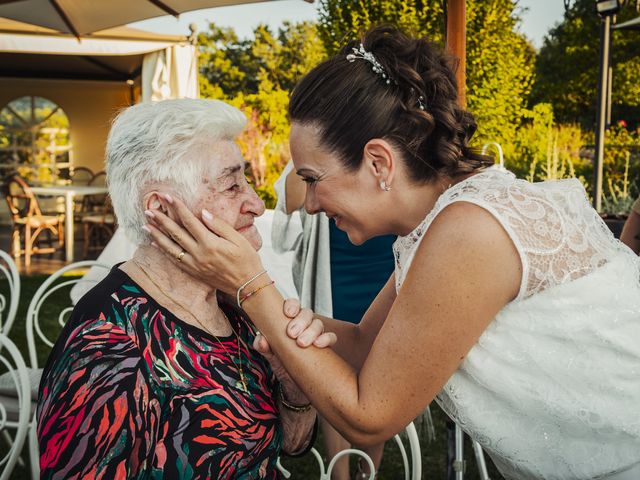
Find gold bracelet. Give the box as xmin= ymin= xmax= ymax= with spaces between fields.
xmin=277 ymin=383 xmax=312 ymax=413
xmin=239 ymin=280 xmax=274 ymax=306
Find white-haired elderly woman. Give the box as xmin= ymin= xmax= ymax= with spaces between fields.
xmin=36 ymin=99 xmax=328 ymax=479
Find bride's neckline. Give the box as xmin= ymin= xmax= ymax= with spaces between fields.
xmin=398 ymin=165 xmax=507 ymax=243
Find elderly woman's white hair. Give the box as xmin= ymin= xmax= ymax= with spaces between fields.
xmin=106 ymin=99 xmax=246 ymax=245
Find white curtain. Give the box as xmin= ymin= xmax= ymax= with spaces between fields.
xmin=141 ymin=44 xmax=199 ymax=101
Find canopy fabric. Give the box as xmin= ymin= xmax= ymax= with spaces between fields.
xmin=0 ymin=0 xmax=277 ymax=37
xmin=0 ymin=18 xmax=189 ymax=80
xmin=142 ymin=44 xmax=199 ymax=101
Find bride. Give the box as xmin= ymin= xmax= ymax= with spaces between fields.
xmin=144 ymin=25 xmax=640 ymax=479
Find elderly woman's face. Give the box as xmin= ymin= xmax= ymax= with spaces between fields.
xmin=192 ymin=141 xmax=265 ymax=250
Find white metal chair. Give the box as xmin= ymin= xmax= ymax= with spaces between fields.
xmin=482 ymin=142 xmax=505 ymax=168
xmin=0 ymin=334 xmax=32 ymax=480
xmin=0 ymin=250 xmax=20 ymax=336
xmin=26 ymin=260 xmax=110 ymax=370
xmin=277 ymin=421 xmax=422 ymax=480
xmin=13 ymin=261 xmax=108 ymax=479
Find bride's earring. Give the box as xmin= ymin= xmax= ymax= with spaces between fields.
xmin=380 ymin=180 xmax=392 ymax=192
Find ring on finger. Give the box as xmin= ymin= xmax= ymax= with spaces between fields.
xmin=176 ymin=250 xmax=186 ymax=262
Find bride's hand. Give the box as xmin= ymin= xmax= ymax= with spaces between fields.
xmin=253 ymin=299 xmax=336 ymax=404
xmin=283 ymin=298 xmax=337 ymax=348
xmin=145 ymin=194 xmax=264 ymax=295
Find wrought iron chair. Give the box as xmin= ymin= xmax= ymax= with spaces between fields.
xmin=277 ymin=422 xmax=422 ymax=480
xmin=15 ymin=261 xmax=111 ymax=478
xmin=70 ymin=166 xmax=94 ymax=186
xmin=2 ymin=175 xmax=64 ymax=268
xmin=81 ymin=170 xmax=107 ymax=214
xmin=0 ymin=250 xmax=20 ymax=336
xmin=0 ymin=334 xmax=33 ymax=480
xmin=82 ymin=195 xmax=116 ymax=258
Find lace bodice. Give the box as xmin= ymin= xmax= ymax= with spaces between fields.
xmin=393 ymin=166 xmax=640 ymax=479
xmin=394 ymin=166 xmax=632 ymax=299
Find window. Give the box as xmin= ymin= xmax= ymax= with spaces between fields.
xmin=0 ymin=96 xmax=72 ymax=184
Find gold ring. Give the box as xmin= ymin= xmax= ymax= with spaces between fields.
xmin=176 ymin=250 xmax=186 ymax=262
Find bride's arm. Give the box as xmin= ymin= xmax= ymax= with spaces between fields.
xmin=288 ymin=274 xmax=397 ymax=371
xmin=146 ymin=199 xmax=520 ymax=445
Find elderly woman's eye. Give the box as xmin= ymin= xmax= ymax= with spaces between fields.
xmin=227 ymin=184 xmax=240 ymax=192
xmin=302 ymin=177 xmax=317 ymax=185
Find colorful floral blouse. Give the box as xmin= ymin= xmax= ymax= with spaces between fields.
xmin=37 ymin=267 xmax=292 ymax=479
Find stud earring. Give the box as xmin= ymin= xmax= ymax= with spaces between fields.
xmin=380 ymin=180 xmax=392 ymax=191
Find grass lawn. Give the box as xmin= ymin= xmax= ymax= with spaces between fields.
xmin=1 ymin=274 xmax=505 ymax=479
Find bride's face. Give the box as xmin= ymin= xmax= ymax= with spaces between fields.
xmin=289 ymin=123 xmax=387 ymax=245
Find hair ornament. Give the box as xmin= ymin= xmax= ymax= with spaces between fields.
xmin=346 ymin=43 xmax=394 ymax=85
xmin=417 ymin=96 xmax=426 ymax=111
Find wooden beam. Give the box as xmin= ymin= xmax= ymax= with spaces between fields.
xmin=446 ymin=0 xmax=466 ymax=107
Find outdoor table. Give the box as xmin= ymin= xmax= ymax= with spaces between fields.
xmin=31 ymin=185 xmax=109 ymax=262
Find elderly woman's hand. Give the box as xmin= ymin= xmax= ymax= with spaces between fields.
xmin=145 ymin=194 xmax=264 ymax=295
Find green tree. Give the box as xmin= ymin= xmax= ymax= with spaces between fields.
xmin=465 ymin=0 xmax=536 ymax=146
xmin=532 ymin=0 xmax=640 ymax=128
xmin=197 ymin=21 xmax=326 ymax=206
xmin=317 ymin=0 xmax=535 ymax=148
xmin=198 ymin=24 xmax=254 ymax=98
xmin=318 ymin=0 xmax=445 ymax=53
xmin=198 ymin=21 xmax=325 ymax=98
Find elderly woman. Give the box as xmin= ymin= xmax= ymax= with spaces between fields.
xmin=36 ymin=99 xmax=324 ymax=479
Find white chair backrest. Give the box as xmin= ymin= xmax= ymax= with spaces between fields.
xmin=0 ymin=250 xmax=20 ymax=336
xmin=277 ymin=422 xmax=421 ymax=480
xmin=26 ymin=261 xmax=110 ymax=369
xmin=482 ymin=142 xmax=505 ymax=167
xmin=0 ymin=334 xmax=31 ymax=480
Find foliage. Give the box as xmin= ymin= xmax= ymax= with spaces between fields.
xmin=317 ymin=0 xmax=445 ymax=53
xmin=317 ymin=0 xmax=536 ymax=151
xmin=465 ymin=0 xmax=536 ymax=147
xmin=198 ymin=21 xmax=326 ymax=98
xmin=0 ymin=96 xmax=71 ymax=183
xmin=595 ymin=122 xmax=640 ymax=216
xmin=198 ymin=22 xmax=325 ymax=207
xmin=505 ymin=103 xmax=588 ymax=185
xmin=532 ymin=0 xmax=640 ymax=128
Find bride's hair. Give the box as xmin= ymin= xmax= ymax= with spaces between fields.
xmin=288 ymin=24 xmax=492 ymax=183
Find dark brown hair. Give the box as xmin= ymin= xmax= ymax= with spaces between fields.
xmin=288 ymin=24 xmax=492 ymax=183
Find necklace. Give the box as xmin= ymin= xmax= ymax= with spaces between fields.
xmin=132 ymin=259 xmax=249 ymax=392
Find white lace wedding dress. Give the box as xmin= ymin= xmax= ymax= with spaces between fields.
xmin=393 ymin=166 xmax=640 ymax=480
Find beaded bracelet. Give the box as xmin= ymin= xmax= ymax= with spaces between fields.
xmin=239 ymin=280 xmax=275 ymax=306
xmin=236 ymin=270 xmax=268 ymax=307
xmin=277 ymin=383 xmax=312 ymax=413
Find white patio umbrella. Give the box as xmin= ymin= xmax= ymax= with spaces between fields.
xmin=0 ymin=0 xmax=303 ymax=38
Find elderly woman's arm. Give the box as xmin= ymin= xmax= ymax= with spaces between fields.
xmin=278 ymin=377 xmax=318 ymax=455
xmin=254 ymin=333 xmax=318 ymax=454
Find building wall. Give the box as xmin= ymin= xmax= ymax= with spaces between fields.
xmin=0 ymin=77 xmax=131 ymax=173
xmin=0 ymin=77 xmax=131 ymax=224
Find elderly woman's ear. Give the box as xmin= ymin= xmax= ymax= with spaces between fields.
xmin=144 ymin=191 xmax=175 ymax=220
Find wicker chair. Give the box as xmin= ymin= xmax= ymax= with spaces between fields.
xmin=2 ymin=175 xmax=64 ymax=267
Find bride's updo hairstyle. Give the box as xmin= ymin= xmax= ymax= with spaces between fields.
xmin=288 ymin=24 xmax=492 ymax=183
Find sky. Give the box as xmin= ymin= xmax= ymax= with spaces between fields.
xmin=130 ymin=0 xmax=566 ymax=50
